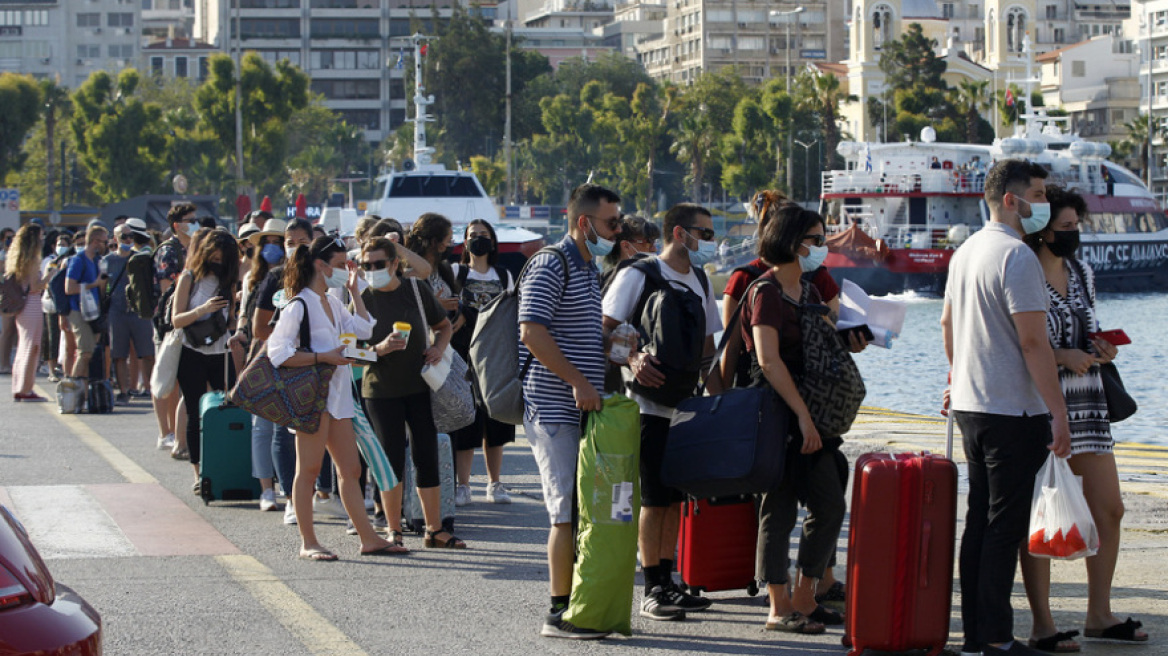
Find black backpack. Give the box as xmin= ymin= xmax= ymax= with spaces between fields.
xmin=125 ymin=250 xmax=160 ymax=320
xmin=624 ymin=257 xmax=710 ymax=407
xmin=47 ymin=254 xmax=74 ymax=312
xmin=152 ymin=282 xmax=178 ymax=341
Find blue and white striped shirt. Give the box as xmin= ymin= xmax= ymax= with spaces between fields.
xmin=518 ymin=236 xmax=605 ymax=425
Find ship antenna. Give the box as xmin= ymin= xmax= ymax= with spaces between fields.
xmin=409 ymin=33 xmax=435 ymax=167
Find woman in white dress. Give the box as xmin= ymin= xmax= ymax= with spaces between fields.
xmin=267 ymin=236 xmax=402 ymax=561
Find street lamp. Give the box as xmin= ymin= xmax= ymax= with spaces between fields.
xmin=793 ymin=139 xmax=816 ymax=202
xmin=769 ymin=6 xmax=805 ymax=196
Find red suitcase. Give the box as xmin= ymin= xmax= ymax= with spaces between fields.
xmin=845 ymin=451 xmax=957 ymax=656
xmin=676 ymin=496 xmax=760 ymax=597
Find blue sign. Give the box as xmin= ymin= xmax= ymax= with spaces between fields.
xmin=801 ymin=49 xmax=826 ymax=59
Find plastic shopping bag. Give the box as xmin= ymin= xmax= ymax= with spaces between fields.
xmin=1027 ymin=453 xmax=1099 ymax=560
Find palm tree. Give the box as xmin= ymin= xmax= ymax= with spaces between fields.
xmin=670 ymin=111 xmax=716 ymax=202
xmin=1121 ymin=114 xmax=1157 ymax=181
xmin=950 ymin=79 xmax=992 ymax=144
xmin=794 ymin=68 xmax=857 ymax=170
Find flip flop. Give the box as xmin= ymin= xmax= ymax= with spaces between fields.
xmin=1028 ymin=630 xmax=1081 ymax=653
xmin=764 ymin=611 xmax=826 ymax=634
xmin=1084 ymin=618 xmax=1148 ymax=642
xmin=359 ymin=543 xmax=409 ymax=556
xmin=299 ymin=548 xmax=338 ymax=562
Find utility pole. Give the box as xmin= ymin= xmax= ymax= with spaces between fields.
xmin=234 ymin=0 xmax=245 ymax=202
xmin=505 ymin=1 xmax=514 ymax=205
xmin=1146 ymin=10 xmax=1154 ymax=191
xmin=770 ymin=6 xmax=804 ymax=195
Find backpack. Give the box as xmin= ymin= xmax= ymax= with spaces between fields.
xmin=599 ymin=251 xmax=651 ymax=298
xmin=624 ymin=257 xmax=710 ymax=408
xmin=48 ymin=255 xmax=74 ymax=313
xmin=452 ymin=263 xmax=510 ymax=356
xmin=152 ymin=282 xmax=179 ymax=341
xmin=0 ymin=273 xmax=28 ymax=316
xmin=86 ymin=380 xmax=114 ymax=414
xmin=125 ymin=250 xmax=160 ymax=320
xmin=468 ymin=246 xmax=570 ymax=426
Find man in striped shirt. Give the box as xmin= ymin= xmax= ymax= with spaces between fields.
xmin=519 ymin=183 xmax=621 ymax=640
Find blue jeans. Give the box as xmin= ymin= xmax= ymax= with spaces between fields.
xmin=251 ymin=415 xmax=296 ymax=492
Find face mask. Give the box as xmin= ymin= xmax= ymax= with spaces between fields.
xmin=207 ymin=262 xmax=226 ymax=278
xmin=1046 ymin=230 xmax=1080 ymax=258
xmin=1016 ymin=197 xmax=1052 ymax=235
xmin=685 ymin=232 xmax=718 ymax=266
xmin=261 ymin=243 xmax=283 ymax=265
xmin=468 ymin=236 xmax=493 ymax=257
xmin=185 ymin=222 xmax=199 ymax=237
xmin=56 ymin=246 xmax=70 ymax=257
xmin=584 ymin=220 xmax=614 ymax=258
xmin=325 ymin=265 xmax=348 ymax=289
xmin=285 ymin=245 xmax=300 ymax=261
xmin=798 ymin=244 xmax=829 ymax=273
xmin=364 ymin=268 xmax=393 ymax=289
xmin=119 ymin=242 xmax=132 ymax=252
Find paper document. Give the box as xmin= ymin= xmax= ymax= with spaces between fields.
xmin=837 ymin=279 xmax=907 ymax=349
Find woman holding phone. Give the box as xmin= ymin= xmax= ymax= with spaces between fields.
xmin=1018 ymin=186 xmax=1147 ymax=651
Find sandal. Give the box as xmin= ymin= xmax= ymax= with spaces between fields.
xmin=191 ymin=480 xmax=201 ymax=494
xmin=171 ymin=447 xmax=189 ymax=461
xmin=423 ymin=529 xmax=467 ymax=549
xmin=1028 ymin=630 xmax=1081 ymax=653
xmin=765 ymin=611 xmax=825 ymax=634
xmin=299 ymin=548 xmax=338 ymax=562
xmin=359 ymin=543 xmax=409 ymax=556
xmin=815 ymin=580 xmax=846 ymax=604
xmin=807 ymin=604 xmax=844 ymax=626
xmin=390 ymin=530 xmax=406 ymax=549
xmin=1084 ymin=618 xmax=1148 ymax=642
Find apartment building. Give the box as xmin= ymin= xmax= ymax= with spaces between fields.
xmin=0 ymin=0 xmax=140 ymax=86
xmin=143 ymin=0 xmax=195 ymax=41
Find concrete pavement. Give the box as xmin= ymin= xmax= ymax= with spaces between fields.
xmin=1 ymin=382 xmax=1165 ymax=655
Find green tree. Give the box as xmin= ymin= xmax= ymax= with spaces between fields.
xmin=671 ymin=67 xmax=749 ymax=201
xmin=792 ymin=68 xmax=856 ymax=170
xmin=879 ymin=23 xmax=947 ymax=91
xmin=469 ymin=155 xmax=505 ymax=200
xmin=948 ymin=79 xmax=995 ymax=144
xmin=39 ymin=78 xmax=71 ymax=211
xmin=0 ymin=73 xmax=42 ymax=183
xmin=620 ymin=83 xmax=675 ymax=213
xmin=1121 ymin=114 xmax=1158 ymax=180
xmin=71 ymin=69 xmax=168 ymax=201
xmin=720 ymin=96 xmax=773 ymax=198
xmin=670 ymin=111 xmax=717 ymax=202
xmin=996 ymin=84 xmax=1028 ymax=127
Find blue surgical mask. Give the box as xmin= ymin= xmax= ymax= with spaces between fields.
xmin=584 ymin=220 xmax=614 ymax=258
xmin=119 ymin=242 xmax=132 ymax=252
xmin=185 ymin=222 xmax=199 ymax=237
xmin=56 ymin=246 xmax=70 ymax=257
xmin=325 ymin=266 xmax=348 ymax=289
xmin=1016 ymin=197 xmax=1052 ymax=235
xmin=364 ymin=269 xmax=393 ymax=289
xmin=686 ymin=233 xmax=718 ymax=266
xmin=798 ymin=244 xmax=829 ymax=272
xmin=261 ymin=243 xmax=283 ymax=265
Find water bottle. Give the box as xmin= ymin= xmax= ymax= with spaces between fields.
xmin=609 ymin=323 xmax=637 ymax=364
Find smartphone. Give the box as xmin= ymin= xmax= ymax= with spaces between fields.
xmin=1089 ymin=329 xmax=1131 ymax=346
xmin=838 ymin=324 xmax=875 ymax=341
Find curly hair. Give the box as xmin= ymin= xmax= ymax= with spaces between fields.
xmin=5 ymin=223 xmax=43 ymax=281
xmin=406 ymin=213 xmax=452 ymax=260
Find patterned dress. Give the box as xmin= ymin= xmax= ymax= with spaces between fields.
xmin=1045 ymin=259 xmax=1112 ymax=454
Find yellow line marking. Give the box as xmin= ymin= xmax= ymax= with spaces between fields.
xmin=216 ymin=555 xmax=368 ymax=656
xmin=34 ymin=384 xmax=156 ymax=484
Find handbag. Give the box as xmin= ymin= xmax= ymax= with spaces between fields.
xmin=229 ymin=297 xmax=335 ymax=434
xmin=411 ymin=278 xmax=475 ymax=434
xmin=662 ymin=289 xmax=790 ymax=499
xmin=184 ymin=310 xmax=228 ymax=347
xmin=1066 ymin=258 xmax=1137 ymax=423
xmin=786 ymin=280 xmax=866 ymax=437
xmin=151 ymin=328 xmax=184 ymax=398
xmin=0 ymin=274 xmax=28 ymax=315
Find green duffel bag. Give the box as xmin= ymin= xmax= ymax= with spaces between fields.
xmin=563 ymin=394 xmax=641 ymax=636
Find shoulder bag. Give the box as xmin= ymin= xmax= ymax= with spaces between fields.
xmin=229 ymin=296 xmax=336 ymax=434
xmin=412 ymin=278 xmax=475 ymax=433
xmin=791 ymin=278 xmax=866 ymax=437
xmin=0 ymin=274 xmax=28 ymax=316
xmin=1066 ymin=258 xmax=1136 ymax=423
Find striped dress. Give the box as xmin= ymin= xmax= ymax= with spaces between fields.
xmin=12 ymin=289 xmax=44 ymax=395
xmin=1045 ymin=259 xmax=1112 ymax=454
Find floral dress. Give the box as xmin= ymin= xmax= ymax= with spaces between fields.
xmin=1045 ymin=259 xmax=1112 ymax=454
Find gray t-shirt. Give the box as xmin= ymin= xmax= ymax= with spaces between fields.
xmin=945 ymin=221 xmax=1049 ymax=416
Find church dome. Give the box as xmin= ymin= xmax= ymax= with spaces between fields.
xmin=901 ymin=0 xmax=944 ymax=18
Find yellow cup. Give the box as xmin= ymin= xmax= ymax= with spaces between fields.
xmin=393 ymin=321 xmax=412 ymax=341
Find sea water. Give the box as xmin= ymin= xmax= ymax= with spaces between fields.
xmin=855 ymin=292 xmax=1167 ymax=446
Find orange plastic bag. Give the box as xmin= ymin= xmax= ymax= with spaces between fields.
xmin=1028 ymin=453 xmax=1099 ymax=560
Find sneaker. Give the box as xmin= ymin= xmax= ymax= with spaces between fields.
xmin=372 ymin=512 xmax=388 ymax=531
xmin=662 ymin=581 xmax=712 ymax=611
xmin=639 ymin=586 xmax=688 ymax=621
xmin=454 ymin=484 xmax=471 ymax=507
xmin=115 ymin=393 xmax=130 ymax=406
xmin=156 ymin=433 xmax=174 ymax=450
xmin=128 ymin=389 xmax=150 ymax=399
xmin=486 ymin=481 xmax=512 ymax=504
xmin=312 ymin=495 xmax=347 ymax=519
xmin=345 ymin=520 xmax=358 ymax=535
xmin=259 ymin=489 xmax=278 ymax=512
xmin=540 ymin=615 xmax=610 ymax=640
xmin=283 ymin=503 xmax=297 ymax=525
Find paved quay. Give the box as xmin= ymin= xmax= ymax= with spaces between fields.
xmin=1 ymin=382 xmax=1165 ymax=655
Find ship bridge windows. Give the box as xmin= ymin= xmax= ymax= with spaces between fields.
xmin=386 ymin=174 xmax=485 ymax=199
xmin=1101 ymin=164 xmax=1142 ymax=187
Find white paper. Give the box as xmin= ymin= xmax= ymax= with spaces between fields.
xmin=611 ymin=481 xmax=634 ymax=522
xmin=838 ymin=279 xmax=907 ymax=349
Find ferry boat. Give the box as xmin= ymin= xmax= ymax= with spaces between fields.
xmin=362 ymin=34 xmax=543 ymax=271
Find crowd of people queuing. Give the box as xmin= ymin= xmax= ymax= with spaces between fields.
xmin=0 ymin=162 xmax=1148 ymax=653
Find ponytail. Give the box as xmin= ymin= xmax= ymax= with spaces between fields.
xmin=284 ymin=243 xmax=314 ymax=296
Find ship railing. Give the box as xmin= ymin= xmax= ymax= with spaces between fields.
xmin=883 ymin=225 xmax=967 ymax=250
xmin=823 ymin=170 xmax=986 ymax=195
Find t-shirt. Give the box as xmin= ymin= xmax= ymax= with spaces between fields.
xmin=65 ymin=250 xmax=100 ymax=313
xmin=740 ymin=271 xmax=820 ymax=380
xmin=255 ymin=265 xmax=287 ymax=313
xmin=102 ymin=251 xmax=131 ymax=312
xmin=944 ymin=221 xmax=1048 ymax=416
xmin=360 ymin=278 xmax=446 ymax=399
xmin=724 ymin=258 xmax=839 ymax=304
xmin=518 ymin=236 xmax=605 ymax=426
xmin=601 ymin=257 xmax=721 ymax=417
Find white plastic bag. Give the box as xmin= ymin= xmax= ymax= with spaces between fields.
xmin=1028 ymin=453 xmax=1099 ymax=560
xmin=79 ymin=288 xmax=100 ymax=321
xmin=151 ymin=329 xmax=183 ymax=398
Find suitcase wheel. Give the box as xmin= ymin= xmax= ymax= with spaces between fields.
xmin=200 ymin=478 xmax=212 ymax=505
xmin=746 ymin=581 xmax=759 ymax=596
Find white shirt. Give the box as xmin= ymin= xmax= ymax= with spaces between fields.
xmin=602 ymin=257 xmax=721 ymax=418
xmin=267 ymin=287 xmax=376 ymax=421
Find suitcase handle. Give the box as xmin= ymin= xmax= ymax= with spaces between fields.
xmin=919 ymin=520 xmax=932 ymax=588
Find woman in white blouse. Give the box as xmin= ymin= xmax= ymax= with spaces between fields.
xmin=267 ymin=236 xmax=401 ymax=561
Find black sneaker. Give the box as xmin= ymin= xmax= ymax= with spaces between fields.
xmin=540 ymin=614 xmax=610 ymax=640
xmin=639 ymin=585 xmax=687 ymax=621
xmin=663 ymin=581 xmax=713 ymax=611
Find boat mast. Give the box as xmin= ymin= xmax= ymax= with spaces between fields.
xmin=505 ymin=3 xmax=514 ymax=204
xmin=410 ymin=33 xmax=435 ymax=167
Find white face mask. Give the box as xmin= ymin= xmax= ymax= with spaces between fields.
xmin=364 ymin=268 xmax=393 ymax=289
xmin=325 ymin=265 xmax=348 ymax=289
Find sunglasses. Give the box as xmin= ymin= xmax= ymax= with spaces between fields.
xmin=803 ymin=234 xmax=826 ymax=247
xmin=360 ymin=259 xmax=393 ymax=271
xmin=685 ymin=226 xmax=716 ymax=242
xmin=118 ymin=234 xmax=134 ymax=242
xmin=587 ymin=215 xmax=621 ymax=232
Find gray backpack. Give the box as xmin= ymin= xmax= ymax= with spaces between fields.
xmin=468 ymin=246 xmax=568 ymax=425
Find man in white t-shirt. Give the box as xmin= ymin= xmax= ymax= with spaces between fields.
xmin=602 ymin=203 xmax=722 ymax=622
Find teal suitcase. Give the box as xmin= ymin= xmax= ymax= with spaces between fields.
xmin=199 ymin=390 xmax=262 ymax=505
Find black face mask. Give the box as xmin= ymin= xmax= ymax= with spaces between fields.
xmin=207 ymin=262 xmax=227 ymax=279
xmin=1046 ymin=230 xmax=1080 ymax=258
xmin=468 ymin=235 xmax=493 ymax=257
xmin=442 ymin=245 xmax=455 ymax=260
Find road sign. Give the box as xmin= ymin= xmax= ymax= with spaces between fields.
xmin=0 ymin=189 xmax=19 ymax=230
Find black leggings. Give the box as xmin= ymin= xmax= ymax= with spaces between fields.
xmin=176 ymin=347 xmax=234 ymax=466
xmin=364 ymin=391 xmax=440 ymax=489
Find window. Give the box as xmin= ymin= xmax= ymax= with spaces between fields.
xmin=338 ymin=109 xmax=379 ymax=130
xmin=310 ymin=19 xmax=379 ymax=39
xmin=198 ymin=56 xmax=209 ymax=81
xmin=259 ymin=50 xmax=301 ymax=65
xmin=1072 ymin=60 xmax=1085 ymax=77
xmin=309 ymin=78 xmax=379 ymax=99
xmin=738 ymin=36 xmax=764 ymax=50
xmin=941 ymin=3 xmax=954 ymax=18
xmin=108 ymin=44 xmax=134 ymax=58
xmin=108 ymin=13 xmax=134 ymax=27
xmin=237 ymin=18 xmax=300 ymax=39
xmin=239 ymin=0 xmax=300 ymax=8
xmin=77 ymin=13 xmax=100 ymax=28
xmin=77 ymin=44 xmax=100 ymax=59
xmin=1054 ymin=28 xmax=1064 ymax=43
xmin=1157 ymin=81 xmax=1168 ymax=97
xmin=175 ymin=56 xmax=188 ymax=77
xmin=1046 ymin=4 xmax=1057 ymax=19
xmin=24 ymin=10 xmax=48 ymax=26
xmin=151 ymin=56 xmax=164 ymax=76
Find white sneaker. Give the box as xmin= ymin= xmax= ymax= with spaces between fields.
xmin=259 ymin=489 xmax=278 ymax=512
xmin=283 ymin=503 xmax=297 ymax=525
xmin=156 ymin=433 xmax=176 ymax=450
xmin=312 ymin=495 xmax=348 ymax=518
xmin=454 ymin=484 xmax=472 ymax=507
xmin=486 ymin=481 xmax=512 ymax=504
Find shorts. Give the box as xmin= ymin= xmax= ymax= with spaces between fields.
xmin=523 ymin=420 xmax=579 ymax=525
xmin=110 ymin=307 xmax=156 ymax=359
xmin=67 ymin=311 xmax=96 ymax=355
xmin=640 ymin=413 xmax=684 ymax=508
xmin=451 ymin=406 xmax=517 ymax=451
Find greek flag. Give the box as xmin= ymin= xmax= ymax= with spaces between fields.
xmin=864 ymin=144 xmax=872 ymax=173
xmin=394 ymin=50 xmax=404 ymax=70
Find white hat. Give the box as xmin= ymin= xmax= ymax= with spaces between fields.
xmin=124 ymin=217 xmax=150 ymax=237
xmin=238 ymin=222 xmax=260 ymax=241
xmin=248 ymin=218 xmax=287 ymax=245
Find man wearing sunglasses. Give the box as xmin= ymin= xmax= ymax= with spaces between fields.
xmin=601 ymin=202 xmax=722 ymax=622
